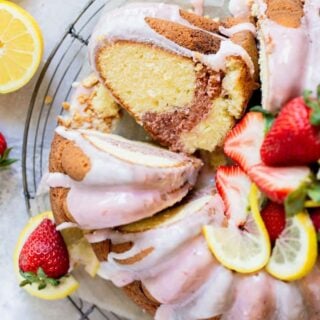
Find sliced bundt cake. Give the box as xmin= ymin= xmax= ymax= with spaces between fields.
xmin=253 ymin=0 xmax=320 ymax=112
xmin=89 ymin=3 xmax=258 ymax=153
xmin=48 ymin=126 xmax=202 ymax=229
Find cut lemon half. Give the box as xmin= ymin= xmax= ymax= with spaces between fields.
xmin=266 ymin=212 xmax=317 ymax=281
xmin=62 ymin=228 xmax=100 ymax=277
xmin=203 ymin=184 xmax=271 ymax=273
xmin=14 ymin=212 xmax=79 ymax=300
xmin=0 ymin=1 xmax=43 ymax=93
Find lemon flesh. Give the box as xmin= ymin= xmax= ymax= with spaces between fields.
xmin=0 ymin=1 xmax=43 ymax=93
xmin=203 ymin=184 xmax=271 ymax=273
xmin=266 ymin=212 xmax=317 ymax=281
xmin=14 ymin=212 xmax=79 ymax=300
xmin=62 ymin=228 xmax=100 ymax=277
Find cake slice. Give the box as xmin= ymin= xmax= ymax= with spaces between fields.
xmin=253 ymin=0 xmax=320 ymax=112
xmin=89 ymin=3 xmax=258 ymax=153
xmin=48 ymin=126 xmax=202 ymax=229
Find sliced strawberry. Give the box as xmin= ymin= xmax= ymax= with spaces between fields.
xmin=216 ymin=165 xmax=251 ymax=226
xmin=248 ymin=165 xmax=311 ymax=203
xmin=261 ymin=97 xmax=320 ymax=166
xmin=261 ymin=201 xmax=286 ymax=244
xmin=224 ymin=112 xmax=265 ymax=172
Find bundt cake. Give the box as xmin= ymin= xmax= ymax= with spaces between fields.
xmin=89 ymin=3 xmax=258 ymax=153
xmin=253 ymin=0 xmax=320 ymax=112
xmin=43 ymin=1 xmax=320 ymax=320
xmin=58 ymin=74 xmax=121 ymax=132
xmin=48 ymin=126 xmax=202 ymax=228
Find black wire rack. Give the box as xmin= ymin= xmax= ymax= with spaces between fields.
xmin=21 ymin=0 xmax=128 ymax=318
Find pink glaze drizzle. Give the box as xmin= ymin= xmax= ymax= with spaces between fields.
xmin=89 ymin=3 xmax=255 ymax=76
xmin=47 ymin=126 xmax=201 ymax=229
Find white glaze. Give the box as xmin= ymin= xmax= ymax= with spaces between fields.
xmin=229 ymin=0 xmax=251 ymax=17
xmin=155 ymin=266 xmax=233 ymax=320
xmin=143 ymin=236 xmax=214 ymax=304
xmin=273 ymin=280 xmax=307 ymax=319
xmin=190 ymin=0 xmax=204 ymax=16
xmin=47 ymin=126 xmax=201 ymax=229
xmin=89 ymin=3 xmax=254 ymax=76
xmin=303 ymin=0 xmax=320 ymax=94
xmin=95 ymin=193 xmax=225 ymax=286
xmin=222 ymin=272 xmax=275 ymax=320
xmin=219 ymin=22 xmax=256 ymax=37
xmin=257 ymin=0 xmax=320 ymax=112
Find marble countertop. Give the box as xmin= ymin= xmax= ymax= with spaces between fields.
xmin=0 ymin=1 xmax=96 ymax=319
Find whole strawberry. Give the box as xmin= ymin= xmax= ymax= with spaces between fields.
xmin=19 ymin=219 xmax=69 ymax=289
xmin=261 ymin=96 xmax=320 ymax=166
xmin=261 ymin=201 xmax=286 ymax=244
xmin=0 ymin=132 xmax=17 ymax=168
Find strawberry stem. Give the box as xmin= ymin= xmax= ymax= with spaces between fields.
xmin=19 ymin=268 xmax=61 ymax=290
xmin=303 ymin=86 xmax=320 ymax=126
xmin=0 ymin=147 xmax=17 ymax=168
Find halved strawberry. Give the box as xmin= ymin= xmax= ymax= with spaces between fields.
xmin=224 ymin=112 xmax=265 ymax=172
xmin=216 ymin=165 xmax=251 ymax=226
xmin=248 ymin=165 xmax=311 ymax=203
xmin=261 ymin=201 xmax=286 ymax=244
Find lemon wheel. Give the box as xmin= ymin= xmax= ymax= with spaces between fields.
xmin=203 ymin=184 xmax=271 ymax=273
xmin=266 ymin=212 xmax=317 ymax=281
xmin=0 ymin=1 xmax=43 ymax=93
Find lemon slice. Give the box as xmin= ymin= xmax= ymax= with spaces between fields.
xmin=266 ymin=212 xmax=317 ymax=281
xmin=304 ymin=200 xmax=320 ymax=208
xmin=203 ymin=184 xmax=271 ymax=273
xmin=0 ymin=1 xmax=43 ymax=93
xmin=14 ymin=212 xmax=79 ymax=300
xmin=62 ymin=228 xmax=100 ymax=277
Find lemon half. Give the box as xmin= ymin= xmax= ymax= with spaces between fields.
xmin=0 ymin=1 xmax=43 ymax=93
xmin=14 ymin=212 xmax=79 ymax=300
xmin=203 ymin=184 xmax=271 ymax=273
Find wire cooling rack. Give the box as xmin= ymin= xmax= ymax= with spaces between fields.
xmin=21 ymin=0 xmax=129 ymax=319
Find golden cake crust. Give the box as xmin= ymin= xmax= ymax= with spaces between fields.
xmin=266 ymin=0 xmax=303 ymax=28
xmin=145 ymin=17 xmax=222 ymax=54
xmin=179 ymin=9 xmax=220 ymax=33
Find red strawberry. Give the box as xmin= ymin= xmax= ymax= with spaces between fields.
xmin=261 ymin=97 xmax=320 ymax=166
xmin=261 ymin=201 xmax=286 ymax=244
xmin=310 ymin=208 xmax=320 ymax=231
xmin=248 ymin=164 xmax=311 ymax=203
xmin=224 ymin=112 xmax=265 ymax=172
xmin=216 ymin=165 xmax=251 ymax=226
xmin=19 ymin=219 xmax=69 ymax=287
xmin=0 ymin=132 xmax=7 ymax=156
xmin=0 ymin=132 xmax=17 ymax=168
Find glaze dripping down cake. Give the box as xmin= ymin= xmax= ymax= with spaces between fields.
xmin=89 ymin=3 xmax=258 ymax=153
xmin=48 ymin=126 xmax=202 ymax=229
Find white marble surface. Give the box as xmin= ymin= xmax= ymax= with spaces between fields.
xmin=0 ymin=1 xmax=92 ymax=319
